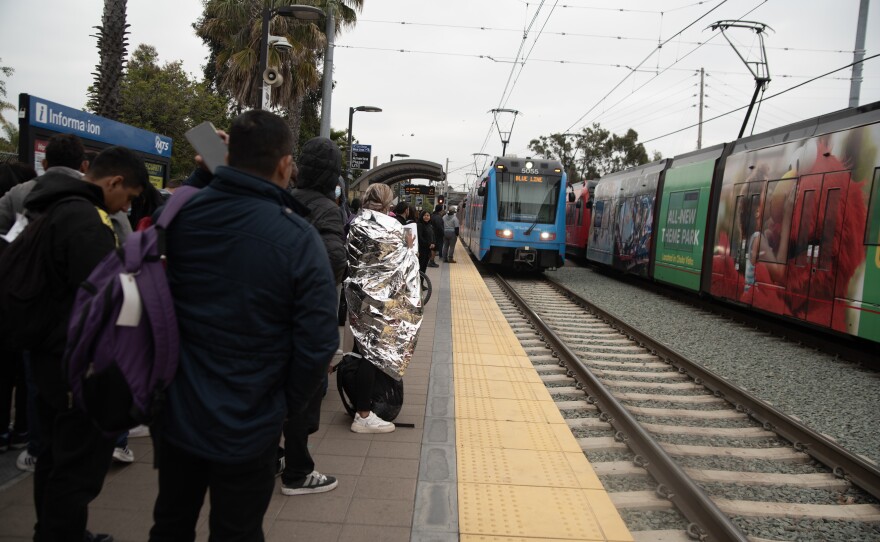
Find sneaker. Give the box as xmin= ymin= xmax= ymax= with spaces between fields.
xmin=16 ymin=449 xmax=36 ymax=472
xmin=281 ymin=470 xmax=338 ymax=495
xmin=448 ymin=258 xmax=457 ymax=263
xmin=276 ymin=446 xmax=285 ymax=477
xmin=112 ymin=446 xmax=134 ymax=463
xmin=84 ymin=530 xmax=114 ymax=542
xmin=127 ymin=425 xmax=150 ymax=438
xmin=428 ymin=261 xmax=439 ymax=268
xmin=350 ymin=412 xmax=395 ymax=434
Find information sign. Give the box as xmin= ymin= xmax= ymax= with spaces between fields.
xmin=351 ymin=144 xmax=372 ymax=170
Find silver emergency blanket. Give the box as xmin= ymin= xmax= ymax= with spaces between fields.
xmin=344 ymin=210 xmax=422 ymax=380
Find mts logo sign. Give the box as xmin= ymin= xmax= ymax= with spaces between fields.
xmin=154 ymin=136 xmax=170 ymax=154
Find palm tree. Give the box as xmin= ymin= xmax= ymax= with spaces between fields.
xmin=196 ymin=0 xmax=363 ymax=150
xmin=0 ymin=58 xmax=17 ymax=153
xmin=91 ymin=0 xmax=130 ymax=120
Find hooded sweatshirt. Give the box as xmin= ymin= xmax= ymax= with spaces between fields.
xmin=22 ymin=173 xmax=117 ymax=405
xmin=291 ymin=137 xmax=347 ymax=284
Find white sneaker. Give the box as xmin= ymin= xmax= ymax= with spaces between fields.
xmin=127 ymin=425 xmax=150 ymax=438
xmin=112 ymin=446 xmax=135 ymax=463
xmin=350 ymin=412 xmax=395 ymax=434
xmin=16 ymin=449 xmax=36 ymax=472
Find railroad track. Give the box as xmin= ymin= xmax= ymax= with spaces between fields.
xmin=485 ymin=274 xmax=880 ymax=542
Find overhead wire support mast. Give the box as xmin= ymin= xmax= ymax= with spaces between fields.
xmin=709 ymin=20 xmax=773 ymax=138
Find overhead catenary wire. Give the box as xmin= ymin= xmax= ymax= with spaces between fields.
xmin=639 ymin=53 xmax=880 ymax=144
xmin=356 ymin=19 xmax=854 ymax=55
xmin=500 ymin=0 xmax=561 ymax=108
xmin=564 ymin=0 xmax=733 ymax=132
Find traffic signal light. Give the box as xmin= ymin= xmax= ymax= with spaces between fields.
xmin=438 ymin=195 xmax=445 ymax=205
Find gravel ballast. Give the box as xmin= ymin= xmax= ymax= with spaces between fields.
xmin=550 ymin=265 xmax=880 ymax=466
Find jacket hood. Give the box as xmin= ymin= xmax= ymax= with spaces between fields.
xmin=296 ymin=137 xmax=342 ymax=196
xmin=24 ymin=171 xmax=104 ymax=213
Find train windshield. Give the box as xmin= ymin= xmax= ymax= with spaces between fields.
xmin=497 ymin=173 xmax=561 ymax=223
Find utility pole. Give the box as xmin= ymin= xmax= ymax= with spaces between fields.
xmin=697 ymin=68 xmax=704 ymax=150
xmin=849 ymin=0 xmax=870 ymax=108
xmin=319 ymin=4 xmax=335 ymax=138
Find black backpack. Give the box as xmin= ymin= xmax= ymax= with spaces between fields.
xmin=336 ymin=354 xmax=403 ymax=422
xmin=0 ymin=197 xmax=84 ymax=351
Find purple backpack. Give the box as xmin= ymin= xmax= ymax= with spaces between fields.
xmin=65 ymin=186 xmax=199 ymax=433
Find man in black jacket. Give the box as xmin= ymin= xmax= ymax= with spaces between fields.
xmin=23 ymin=146 xmax=148 ymax=541
xmin=149 ymin=112 xmax=338 ymax=541
xmin=280 ymin=136 xmax=346 ymax=495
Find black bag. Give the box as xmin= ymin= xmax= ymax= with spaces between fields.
xmin=337 ymin=287 xmax=348 ymax=326
xmin=336 ymin=354 xmax=403 ymax=422
xmin=0 ymin=198 xmax=83 ymax=350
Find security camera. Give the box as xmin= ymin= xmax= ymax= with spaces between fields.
xmin=268 ymin=35 xmax=293 ymax=52
xmin=263 ymin=67 xmax=283 ymax=87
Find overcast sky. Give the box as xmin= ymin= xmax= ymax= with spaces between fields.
xmin=2 ymin=0 xmax=878 ymax=190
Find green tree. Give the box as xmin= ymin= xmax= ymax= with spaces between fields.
xmin=528 ymin=123 xmax=658 ymax=180
xmin=0 ymin=58 xmax=16 ymax=153
xmin=91 ymin=44 xmax=232 ymax=177
xmin=90 ymin=0 xmax=130 ymax=119
xmin=195 ymin=0 xmax=363 ymax=151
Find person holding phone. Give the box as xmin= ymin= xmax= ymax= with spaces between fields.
xmin=149 ymin=111 xmax=338 ymax=541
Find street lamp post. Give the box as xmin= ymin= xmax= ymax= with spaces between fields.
xmin=347 ymin=105 xmax=382 ymax=185
xmin=257 ymin=5 xmax=323 ymax=110
xmin=390 ymin=153 xmax=409 ymax=162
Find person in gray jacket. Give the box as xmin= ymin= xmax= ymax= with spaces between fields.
xmin=0 ymin=134 xmax=87 ymax=235
xmin=0 ymin=138 xmax=132 ymax=244
xmin=442 ymin=206 xmax=460 ymax=263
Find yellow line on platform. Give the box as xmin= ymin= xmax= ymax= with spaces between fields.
xmin=448 ymin=242 xmax=633 ymax=542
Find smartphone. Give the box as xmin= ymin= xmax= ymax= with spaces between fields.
xmin=185 ymin=121 xmax=227 ymax=174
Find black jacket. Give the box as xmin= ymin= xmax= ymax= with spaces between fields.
xmin=22 ymin=173 xmax=116 ymax=404
xmin=291 ymin=188 xmax=347 ymax=284
xmin=417 ymin=219 xmax=434 ymax=255
xmin=431 ymin=212 xmax=444 ymax=245
xmin=163 ymin=165 xmax=338 ymax=462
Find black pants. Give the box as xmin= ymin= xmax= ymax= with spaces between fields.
xmin=0 ymin=349 xmax=27 ymax=433
xmin=150 ymin=439 xmax=277 ymax=542
xmin=282 ymin=382 xmax=324 ymax=484
xmin=33 ymin=395 xmax=115 ymax=541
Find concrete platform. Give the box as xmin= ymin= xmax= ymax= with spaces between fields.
xmin=0 ymin=241 xmax=631 ymax=541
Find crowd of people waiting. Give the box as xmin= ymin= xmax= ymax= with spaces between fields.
xmin=0 ymin=109 xmax=439 ymax=541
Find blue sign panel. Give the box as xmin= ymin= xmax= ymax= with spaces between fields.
xmin=28 ymin=95 xmax=172 ymax=158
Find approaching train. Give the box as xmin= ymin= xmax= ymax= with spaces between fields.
xmin=461 ymin=156 xmax=567 ymax=271
xmin=565 ymin=100 xmax=880 ymax=345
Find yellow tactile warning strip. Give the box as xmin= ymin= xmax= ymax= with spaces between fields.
xmin=449 ymin=242 xmax=633 ymax=542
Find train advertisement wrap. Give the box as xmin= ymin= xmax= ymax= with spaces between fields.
xmin=654 ymin=157 xmax=716 ymax=291
xmin=587 ymin=160 xmax=667 ymax=277
xmin=710 ymin=123 xmax=880 ymax=342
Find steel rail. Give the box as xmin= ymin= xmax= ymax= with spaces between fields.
xmin=494 ymin=275 xmax=748 ymax=542
xmin=544 ymin=276 xmax=880 ymax=502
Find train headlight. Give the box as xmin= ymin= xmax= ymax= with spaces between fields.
xmin=540 ymin=231 xmax=555 ymax=240
xmin=496 ymin=229 xmax=513 ymax=238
